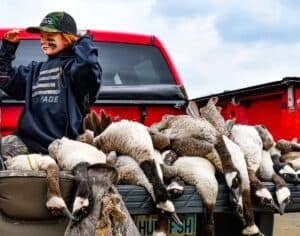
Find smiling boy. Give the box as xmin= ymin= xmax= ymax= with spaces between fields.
xmin=0 ymin=12 xmax=102 ymax=167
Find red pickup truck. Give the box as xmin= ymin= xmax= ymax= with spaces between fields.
xmin=0 ymin=29 xmax=299 ymax=236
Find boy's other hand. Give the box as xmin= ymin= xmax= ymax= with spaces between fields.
xmin=4 ymin=29 xmax=21 ymax=43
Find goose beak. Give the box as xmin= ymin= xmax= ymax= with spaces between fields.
xmin=296 ymin=171 xmax=300 ymax=183
xmin=62 ymin=207 xmax=75 ymax=220
xmin=257 ymin=232 xmax=266 ymax=236
xmin=266 ymin=199 xmax=280 ymax=213
xmin=232 ymin=202 xmax=245 ymax=226
xmin=169 ymin=212 xmax=183 ymax=227
xmin=156 ymin=200 xmax=182 ymax=227
xmin=279 ymin=202 xmax=287 ymax=215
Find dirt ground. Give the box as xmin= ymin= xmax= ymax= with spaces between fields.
xmin=273 ymin=213 xmax=300 ymax=236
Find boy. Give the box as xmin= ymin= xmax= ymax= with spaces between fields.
xmin=0 ymin=12 xmax=102 ymax=169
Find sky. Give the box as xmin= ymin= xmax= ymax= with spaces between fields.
xmin=1 ymin=0 xmax=300 ymax=99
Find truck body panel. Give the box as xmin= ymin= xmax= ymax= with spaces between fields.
xmin=193 ymin=77 xmax=300 ymax=141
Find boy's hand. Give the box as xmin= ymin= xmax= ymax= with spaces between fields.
xmin=4 ymin=29 xmax=21 ymax=43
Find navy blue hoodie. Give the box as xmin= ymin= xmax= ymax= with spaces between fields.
xmin=0 ymin=35 xmax=102 ymax=153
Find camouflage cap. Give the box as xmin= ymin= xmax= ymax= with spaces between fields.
xmin=26 ymin=11 xmax=77 ymax=35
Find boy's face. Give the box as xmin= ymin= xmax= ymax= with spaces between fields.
xmin=40 ymin=32 xmax=68 ymax=56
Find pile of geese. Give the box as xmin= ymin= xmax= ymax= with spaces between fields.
xmin=78 ymin=96 xmax=298 ymax=236
xmin=4 ymin=96 xmax=300 ymax=236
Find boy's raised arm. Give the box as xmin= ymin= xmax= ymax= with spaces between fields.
xmin=0 ymin=29 xmax=30 ymax=100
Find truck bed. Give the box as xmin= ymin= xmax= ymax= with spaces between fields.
xmin=119 ymin=183 xmax=300 ymax=215
xmin=0 ymin=170 xmax=299 ymax=236
xmin=119 ymin=182 xmax=300 ymax=236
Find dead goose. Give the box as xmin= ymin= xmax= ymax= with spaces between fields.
xmin=276 ymin=138 xmax=300 ymax=154
xmin=222 ymin=135 xmax=263 ymax=236
xmin=159 ymin=150 xmax=185 ymax=199
xmin=198 ymin=97 xmax=264 ymax=235
xmin=229 ymin=124 xmax=280 ymax=212
xmin=150 ymin=106 xmax=241 ymax=204
xmin=5 ymin=154 xmax=73 ymax=219
xmin=259 ymin=150 xmax=291 ymax=214
xmin=93 ymin=120 xmax=182 ymax=226
xmin=253 ymin=125 xmax=292 ymax=214
xmin=271 ymin=151 xmax=298 ymax=183
xmin=281 ymin=151 xmax=300 ymax=182
xmin=161 ymin=140 xmax=261 ymax=236
xmin=48 ymin=137 xmax=106 ymax=221
xmin=172 ymin=156 xmax=218 ymax=236
xmin=106 ymin=151 xmax=156 ymax=201
xmin=273 ymin=138 xmax=300 ymax=182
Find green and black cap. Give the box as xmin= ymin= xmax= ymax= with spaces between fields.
xmin=26 ymin=11 xmax=77 ymax=35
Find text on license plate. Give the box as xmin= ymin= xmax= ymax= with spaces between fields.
xmin=133 ymin=213 xmax=197 ymax=236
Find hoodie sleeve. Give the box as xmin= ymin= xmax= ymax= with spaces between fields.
xmin=70 ymin=35 xmax=102 ymax=106
xmin=0 ymin=39 xmax=32 ymax=100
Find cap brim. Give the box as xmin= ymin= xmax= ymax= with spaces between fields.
xmin=26 ymin=26 xmax=62 ymax=34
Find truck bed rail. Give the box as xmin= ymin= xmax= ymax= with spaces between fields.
xmin=118 ymin=183 xmax=300 ymax=215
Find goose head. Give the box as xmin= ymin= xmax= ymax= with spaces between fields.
xmin=225 ymin=170 xmax=241 ymax=202
xmin=71 ymin=162 xmax=93 ymax=221
xmin=276 ymin=186 xmax=291 ymax=215
xmin=72 ymin=178 xmax=93 ymax=221
xmin=271 ymin=152 xmax=298 ymax=183
xmin=156 ymin=200 xmax=182 ymax=227
xmin=46 ymin=196 xmax=74 ymax=219
xmin=255 ymin=188 xmax=280 ymax=212
xmin=161 ymin=150 xmax=178 ymax=166
xmin=278 ymin=164 xmax=298 ymax=183
xmin=166 ymin=176 xmax=185 ymax=199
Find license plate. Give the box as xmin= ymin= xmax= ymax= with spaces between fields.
xmin=133 ymin=213 xmax=197 ymax=236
